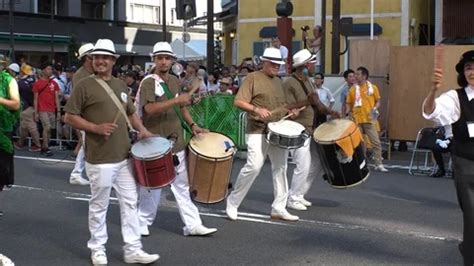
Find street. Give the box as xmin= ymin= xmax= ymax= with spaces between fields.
xmin=0 ymin=150 xmax=463 ymax=265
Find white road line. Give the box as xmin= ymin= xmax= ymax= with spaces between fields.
xmin=14 ymin=155 xmax=75 ymax=164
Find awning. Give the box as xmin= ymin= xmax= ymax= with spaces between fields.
xmin=0 ymin=32 xmax=71 ymax=44
xmin=171 ymin=38 xmax=206 ymax=61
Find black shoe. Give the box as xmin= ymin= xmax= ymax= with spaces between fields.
xmin=41 ymin=148 xmax=53 ymax=157
xmin=398 ymin=142 xmax=408 ymax=152
xmin=430 ymin=169 xmax=445 ymax=178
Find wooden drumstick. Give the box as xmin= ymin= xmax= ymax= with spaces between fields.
xmin=279 ymin=106 xmax=306 ymax=121
xmin=434 ymin=45 xmax=444 ymax=70
xmin=112 ymin=112 xmax=121 ymax=124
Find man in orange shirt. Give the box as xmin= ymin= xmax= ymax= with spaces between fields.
xmin=346 ymin=66 xmax=388 ymax=172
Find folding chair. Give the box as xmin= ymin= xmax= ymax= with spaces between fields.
xmin=408 ymin=127 xmax=443 ymax=175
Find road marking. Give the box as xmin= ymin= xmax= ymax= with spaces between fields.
xmin=14 ymin=155 xmax=75 ymax=164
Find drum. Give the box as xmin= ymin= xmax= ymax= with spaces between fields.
xmin=313 ymin=119 xmax=369 ymax=188
xmin=188 ymin=132 xmax=235 ymax=204
xmin=266 ymin=120 xmax=309 ymax=149
xmin=131 ymin=136 xmax=175 ymax=189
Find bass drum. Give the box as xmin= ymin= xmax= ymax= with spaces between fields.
xmin=313 ymin=119 xmax=369 ymax=188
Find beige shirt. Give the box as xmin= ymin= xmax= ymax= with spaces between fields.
xmin=64 ymin=76 xmax=135 ymax=164
xmin=283 ymin=76 xmax=314 ymax=131
xmin=140 ymin=75 xmax=186 ymax=153
xmin=235 ymin=71 xmax=287 ymax=134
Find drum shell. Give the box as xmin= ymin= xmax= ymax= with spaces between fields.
xmin=315 ymin=142 xmax=369 ymax=188
xmin=132 ymin=150 xmax=176 ymax=189
xmin=187 ymin=146 xmax=233 ymax=204
xmin=266 ymin=131 xmax=308 ymax=149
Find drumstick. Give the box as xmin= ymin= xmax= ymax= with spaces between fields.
xmin=112 ymin=112 xmax=121 ymax=124
xmin=279 ymin=106 xmax=306 ymax=121
xmin=434 ymin=45 xmax=444 ymax=70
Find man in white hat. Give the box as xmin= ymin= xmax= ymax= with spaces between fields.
xmin=283 ymin=49 xmax=339 ymax=211
xmin=68 ymin=42 xmax=94 ymax=186
xmin=136 ymin=41 xmax=217 ymax=237
xmin=226 ymin=47 xmax=301 ymax=221
xmin=64 ymin=39 xmax=159 ymax=265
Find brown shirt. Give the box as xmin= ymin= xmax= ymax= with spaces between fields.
xmin=140 ymin=75 xmax=186 ymax=153
xmin=283 ymin=76 xmax=314 ymax=131
xmin=235 ymin=71 xmax=287 ymax=134
xmin=64 ymin=75 xmax=135 ymax=164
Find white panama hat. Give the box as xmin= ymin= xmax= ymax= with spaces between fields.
xmin=151 ymin=42 xmax=177 ymax=58
xmin=90 ymin=39 xmax=120 ymax=58
xmin=292 ymin=49 xmax=316 ymax=68
xmin=77 ymin=43 xmax=94 ymax=60
xmin=7 ymin=63 xmax=20 ymax=73
xmin=259 ymin=47 xmax=285 ymax=65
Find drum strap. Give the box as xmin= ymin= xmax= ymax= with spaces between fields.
xmin=161 ymin=83 xmax=193 ymax=134
xmin=94 ymin=76 xmax=134 ymax=131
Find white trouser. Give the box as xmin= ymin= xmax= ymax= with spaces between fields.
xmin=138 ymin=150 xmax=202 ymax=231
xmin=70 ymin=131 xmax=86 ymax=179
xmin=288 ymin=140 xmax=323 ymax=203
xmin=227 ymin=134 xmax=289 ymax=213
xmin=85 ymin=159 xmax=142 ymax=255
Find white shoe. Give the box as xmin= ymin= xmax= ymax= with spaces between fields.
xmin=270 ymin=210 xmax=299 ymax=222
xmin=374 ymin=165 xmax=389 ymax=172
xmin=69 ymin=176 xmax=90 ymax=185
xmin=124 ymin=250 xmax=159 ymax=264
xmin=226 ymin=200 xmax=238 ymax=221
xmin=299 ymin=197 xmax=312 ymax=207
xmin=287 ymin=201 xmax=307 ymax=211
xmin=91 ymin=250 xmax=107 ymax=265
xmin=183 ymin=225 xmax=218 ymax=236
xmin=140 ymin=225 xmax=150 ymax=237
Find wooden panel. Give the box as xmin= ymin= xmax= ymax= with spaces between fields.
xmin=388 ymin=45 xmax=474 ymax=141
xmin=349 ymin=39 xmax=391 ymax=77
xmin=443 ymin=0 xmax=474 ymax=38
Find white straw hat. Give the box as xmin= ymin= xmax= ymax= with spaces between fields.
xmin=151 ymin=42 xmax=177 ymax=58
xmin=292 ymin=49 xmax=316 ymax=67
xmin=259 ymin=47 xmax=285 ymax=65
xmin=90 ymin=39 xmax=120 ymax=58
xmin=77 ymin=43 xmax=94 ymax=59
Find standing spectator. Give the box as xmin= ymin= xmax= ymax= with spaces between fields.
xmin=124 ymin=70 xmax=139 ymax=102
xmin=0 ymin=55 xmax=21 ymax=214
xmin=33 ymin=62 xmax=60 ymax=156
xmin=303 ymin=25 xmax=323 ymax=71
xmin=216 ymin=77 xmax=233 ymax=95
xmin=341 ymin=69 xmax=356 ymax=115
xmin=53 ymin=63 xmax=67 ymax=98
xmin=206 ymin=73 xmax=219 ymax=94
xmin=15 ymin=64 xmax=41 ymax=152
xmin=313 ymin=73 xmax=335 ymax=126
xmin=7 ymin=63 xmax=20 ymax=80
xmin=346 ymin=66 xmax=388 ymax=172
xmin=271 ymin=36 xmax=288 ymax=77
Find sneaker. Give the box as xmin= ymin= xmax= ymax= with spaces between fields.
xmin=69 ymin=176 xmax=90 ymax=186
xmin=270 ymin=210 xmax=299 ymax=222
xmin=14 ymin=142 xmax=25 ymax=150
xmin=226 ymin=200 xmax=238 ymax=221
xmin=287 ymin=201 xmax=307 ymax=211
xmin=91 ymin=250 xmax=107 ymax=265
xmin=124 ymin=250 xmax=159 ymax=264
xmin=374 ymin=165 xmax=388 ymax=172
xmin=299 ymin=197 xmax=312 ymax=207
xmin=430 ymin=169 xmax=445 ymax=178
xmin=183 ymin=225 xmax=217 ymax=236
xmin=140 ymin=225 xmax=150 ymax=237
xmin=29 ymin=145 xmax=42 ymax=152
xmin=41 ymin=148 xmax=53 ymax=157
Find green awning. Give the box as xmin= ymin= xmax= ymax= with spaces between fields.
xmin=0 ymin=32 xmax=71 ymax=44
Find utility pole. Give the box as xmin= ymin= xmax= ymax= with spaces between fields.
xmin=9 ymin=0 xmax=14 ymax=62
xmin=206 ymin=0 xmax=214 ymax=71
xmin=331 ymin=0 xmax=340 ymax=74
xmin=162 ymin=0 xmax=167 ymax=42
xmin=50 ymin=0 xmax=55 ymax=63
xmin=320 ymin=0 xmax=326 ymax=73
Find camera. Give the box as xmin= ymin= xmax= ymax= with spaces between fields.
xmin=301 ymin=25 xmax=310 ymax=31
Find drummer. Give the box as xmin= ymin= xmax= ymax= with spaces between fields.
xmin=283 ymin=49 xmax=339 ymax=211
xmin=226 ymin=47 xmax=302 ymax=222
xmin=136 ymin=42 xmax=217 ymax=237
xmin=64 ymin=39 xmax=159 ymax=265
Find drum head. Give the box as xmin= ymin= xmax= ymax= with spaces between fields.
xmin=131 ymin=136 xmax=171 ymax=160
xmin=268 ymin=120 xmax=305 ymax=136
xmin=189 ymin=132 xmax=234 ymax=159
xmin=313 ymin=119 xmax=356 ymax=143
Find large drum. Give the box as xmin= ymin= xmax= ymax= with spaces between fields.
xmin=131 ymin=136 xmax=175 ymax=189
xmin=188 ymin=132 xmax=235 ymax=204
xmin=266 ymin=120 xmax=309 ymax=149
xmin=313 ymin=119 xmax=369 ymax=188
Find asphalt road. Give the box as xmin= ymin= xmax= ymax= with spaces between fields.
xmin=0 ymin=150 xmax=464 ymax=265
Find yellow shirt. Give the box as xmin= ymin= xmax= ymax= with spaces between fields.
xmin=346 ymin=81 xmax=380 ymax=124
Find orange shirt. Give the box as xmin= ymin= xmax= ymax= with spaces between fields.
xmin=346 ymin=81 xmax=380 ymax=124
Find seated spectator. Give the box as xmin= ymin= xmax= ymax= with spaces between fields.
xmin=430 ymin=125 xmax=452 ymax=178
xmin=216 ymin=77 xmax=233 ymax=95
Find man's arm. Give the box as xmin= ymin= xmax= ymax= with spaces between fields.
xmin=64 ymin=113 xmax=117 ymax=137
xmin=0 ymin=79 xmax=20 ymax=111
xmin=144 ymin=94 xmax=191 ymax=116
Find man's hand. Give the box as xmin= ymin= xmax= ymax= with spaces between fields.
xmin=192 ymin=124 xmax=209 ymax=136
xmin=433 ymin=68 xmax=443 ymax=92
xmin=176 ymin=93 xmax=192 ymax=106
xmin=254 ymin=106 xmax=271 ymax=119
xmin=95 ymin=123 xmax=118 ymax=138
xmin=330 ymin=110 xmax=341 ymax=119
xmin=138 ymin=128 xmax=154 ymax=140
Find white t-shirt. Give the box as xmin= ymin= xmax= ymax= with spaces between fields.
xmin=278 ymin=45 xmax=288 ymax=76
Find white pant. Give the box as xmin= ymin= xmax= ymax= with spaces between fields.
xmin=227 ymin=134 xmax=289 ymax=213
xmin=288 ymin=140 xmax=322 ymax=203
xmin=138 ymin=150 xmax=202 ymax=231
xmin=70 ymin=131 xmax=86 ymax=179
xmin=85 ymin=159 xmax=142 ymax=255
